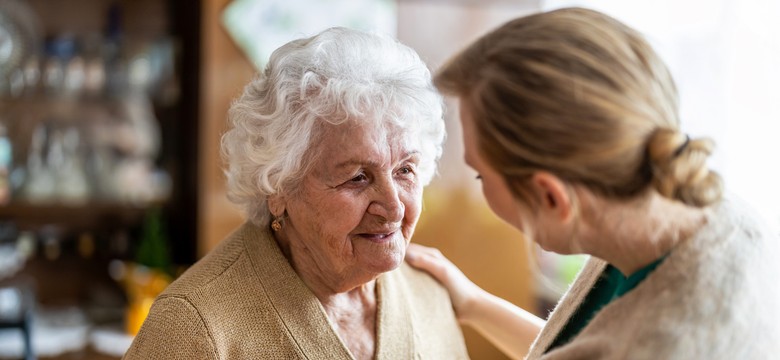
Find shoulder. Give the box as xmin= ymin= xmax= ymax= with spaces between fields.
xmin=162 ymin=223 xmax=254 ymax=297
xmin=124 ymin=296 xmax=218 ymax=360
xmin=544 ymin=197 xmax=780 ymax=359
xmin=382 ymin=262 xmax=458 ymax=318
xmin=129 ymin=223 xmax=311 ymax=358
xmin=685 ymin=196 xmax=780 ymax=296
xmin=147 ymin=223 xmax=272 ymax=335
xmin=700 ymin=195 xmax=777 ymax=251
xmin=396 ymin=261 xmax=451 ymax=298
xmin=384 ymin=262 xmax=468 ymax=357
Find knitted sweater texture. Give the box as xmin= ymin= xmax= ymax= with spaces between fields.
xmin=124 ymin=223 xmax=468 ymax=359
xmin=528 ymin=197 xmax=780 ymax=359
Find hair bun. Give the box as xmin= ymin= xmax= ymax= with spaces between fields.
xmin=647 ymin=129 xmax=723 ymax=207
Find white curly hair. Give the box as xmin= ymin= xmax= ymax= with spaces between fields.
xmin=221 ymin=27 xmax=445 ymax=226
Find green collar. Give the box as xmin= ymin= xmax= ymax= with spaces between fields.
xmin=612 ymin=257 xmax=665 ymax=299
xmin=547 ymin=255 xmax=667 ymax=352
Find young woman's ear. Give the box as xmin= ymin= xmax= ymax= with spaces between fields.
xmin=530 ymin=172 xmax=573 ymax=223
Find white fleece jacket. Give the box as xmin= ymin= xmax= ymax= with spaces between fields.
xmin=527 ymin=196 xmax=780 ymax=359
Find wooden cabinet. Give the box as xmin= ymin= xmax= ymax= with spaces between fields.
xmin=0 ymin=0 xmax=201 ymax=264
xmin=0 ymin=1 xmax=201 ymax=357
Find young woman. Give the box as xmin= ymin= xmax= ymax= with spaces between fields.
xmin=407 ymin=7 xmax=780 ymax=359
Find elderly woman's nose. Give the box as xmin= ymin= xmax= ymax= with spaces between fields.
xmin=368 ymin=179 xmax=405 ymax=222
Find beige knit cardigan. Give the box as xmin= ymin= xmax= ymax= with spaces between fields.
xmin=527 ymin=197 xmax=780 ymax=359
xmin=123 ymin=223 xmax=468 ymax=359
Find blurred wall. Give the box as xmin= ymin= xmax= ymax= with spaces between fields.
xmin=199 ymin=0 xmax=250 ymax=255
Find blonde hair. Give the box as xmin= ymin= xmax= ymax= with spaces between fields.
xmin=436 ymin=7 xmax=722 ymax=207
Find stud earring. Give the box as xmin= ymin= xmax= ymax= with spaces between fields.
xmin=271 ymin=218 xmax=282 ymax=232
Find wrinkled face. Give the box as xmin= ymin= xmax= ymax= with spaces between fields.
xmin=282 ymin=119 xmax=423 ymax=284
xmin=459 ymin=100 xmax=529 ymax=233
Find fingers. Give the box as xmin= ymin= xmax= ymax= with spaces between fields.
xmin=406 ymin=243 xmax=452 ymax=283
xmin=405 ymin=243 xmax=481 ymax=319
xmin=405 ymin=244 xmax=438 ymax=271
xmin=407 ymin=243 xmax=444 ymax=260
xmin=406 ymin=243 xmax=444 ymax=266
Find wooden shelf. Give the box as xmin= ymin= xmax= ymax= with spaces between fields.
xmin=0 ymin=202 xmax=150 ymax=233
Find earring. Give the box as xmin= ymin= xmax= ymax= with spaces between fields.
xmin=271 ymin=218 xmax=282 ymax=232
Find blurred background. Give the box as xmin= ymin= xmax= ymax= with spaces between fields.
xmin=0 ymin=0 xmax=776 ymax=359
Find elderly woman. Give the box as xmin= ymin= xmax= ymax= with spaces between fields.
xmin=407 ymin=7 xmax=780 ymax=359
xmin=124 ymin=28 xmax=468 ymax=359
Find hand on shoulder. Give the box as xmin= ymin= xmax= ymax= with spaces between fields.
xmin=405 ymin=243 xmax=483 ymax=323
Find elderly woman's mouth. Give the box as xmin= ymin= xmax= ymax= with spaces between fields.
xmin=357 ymin=231 xmax=399 ymax=242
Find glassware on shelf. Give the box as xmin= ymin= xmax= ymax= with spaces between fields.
xmin=23 ymin=123 xmax=55 ymax=203
xmin=54 ymin=126 xmax=89 ymax=204
xmin=0 ymin=121 xmax=11 ymax=205
xmin=1 ymin=1 xmax=178 ymax=208
xmin=0 ymin=0 xmax=41 ymax=99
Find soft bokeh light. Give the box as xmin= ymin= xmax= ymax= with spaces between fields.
xmin=222 ymin=0 xmax=396 ymax=69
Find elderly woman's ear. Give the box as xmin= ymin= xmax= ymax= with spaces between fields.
xmin=268 ymin=195 xmax=286 ymax=219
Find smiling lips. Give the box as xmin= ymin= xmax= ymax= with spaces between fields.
xmin=357 ymin=230 xmax=399 ymax=243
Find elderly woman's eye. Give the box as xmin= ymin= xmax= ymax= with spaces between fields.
xmin=397 ymin=166 xmax=415 ymax=176
xmin=350 ymin=173 xmax=368 ymax=182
